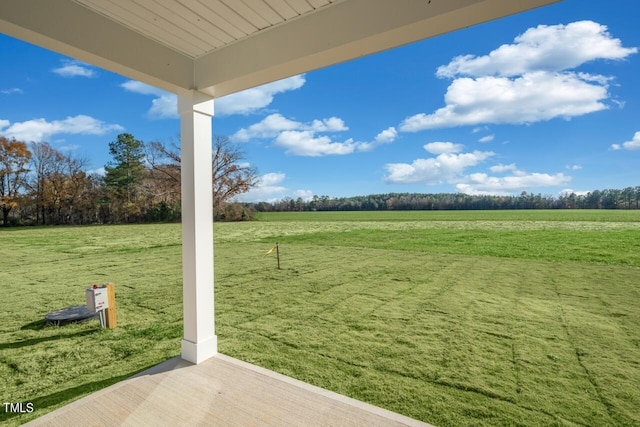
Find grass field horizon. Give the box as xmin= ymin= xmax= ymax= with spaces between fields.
xmin=1 ymin=210 xmax=639 ymax=425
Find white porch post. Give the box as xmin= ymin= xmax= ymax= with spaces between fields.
xmin=178 ymin=90 xmax=217 ymax=364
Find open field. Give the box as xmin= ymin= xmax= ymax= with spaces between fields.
xmin=1 ymin=210 xmax=639 ymax=426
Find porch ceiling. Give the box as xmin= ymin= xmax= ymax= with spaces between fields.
xmin=1 ymin=0 xmax=559 ymax=97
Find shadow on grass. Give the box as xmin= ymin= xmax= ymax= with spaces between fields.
xmin=0 ymin=364 xmax=158 ymax=424
xmin=0 ymin=329 xmax=99 ymax=350
xmin=22 ymin=316 xmax=100 ymax=331
xmin=20 ymin=320 xmax=47 ymax=331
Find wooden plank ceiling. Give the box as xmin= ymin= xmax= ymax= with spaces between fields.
xmin=74 ymin=0 xmax=337 ymax=59
xmin=1 ymin=0 xmax=560 ymax=96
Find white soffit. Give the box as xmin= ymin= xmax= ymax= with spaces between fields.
xmin=73 ymin=0 xmax=338 ymax=59
xmin=0 ymin=0 xmax=560 ymax=97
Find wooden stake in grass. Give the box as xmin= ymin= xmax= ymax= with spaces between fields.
xmin=105 ymin=283 xmax=117 ymax=329
xmin=264 ymin=243 xmax=281 ymax=269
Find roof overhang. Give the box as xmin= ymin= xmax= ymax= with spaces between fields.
xmin=0 ymin=0 xmax=560 ymax=97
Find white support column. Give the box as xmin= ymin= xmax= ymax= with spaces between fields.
xmin=178 ymin=90 xmax=217 ymax=364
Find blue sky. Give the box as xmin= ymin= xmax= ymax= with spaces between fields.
xmin=1 ymin=0 xmax=638 ymax=202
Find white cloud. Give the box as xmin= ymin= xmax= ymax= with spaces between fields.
xmin=216 ymin=75 xmax=305 ymax=116
xmin=234 ymin=172 xmax=313 ymax=202
xmin=385 ymin=149 xmax=494 ymax=184
xmin=309 ymin=117 xmax=349 ymax=132
xmin=232 ymin=114 xmax=299 ymax=141
xmin=122 ymin=75 xmax=305 ymax=119
xmin=235 ymin=113 xmax=395 ymax=156
xmin=374 ymin=127 xmax=398 ymax=144
xmin=121 ymin=81 xmax=177 ymax=119
xmin=1 ymin=88 xmax=23 ymax=95
xmin=275 ymin=131 xmax=357 ymax=156
xmin=401 ymin=21 xmax=636 ymax=132
xmin=272 ymin=126 xmax=398 ymax=156
xmin=490 ymin=163 xmax=518 ymax=173
xmin=121 ymin=80 xmax=165 ymax=96
xmin=400 ymin=71 xmax=609 ymax=131
xmin=232 ymin=113 xmax=346 ymax=142
xmin=424 ymin=141 xmax=463 ymax=154
xmin=565 ymin=164 xmax=582 ymax=170
xmin=88 ymin=167 xmax=106 ymax=176
xmin=611 ymin=131 xmax=640 ymax=150
xmin=52 ymin=60 xmax=96 ymax=78
xmin=293 ymin=189 xmax=314 ymax=201
xmin=479 ymin=134 xmax=494 ymax=143
xmin=357 ymin=127 xmax=398 ymax=152
xmin=456 ymin=171 xmax=571 ymax=195
xmin=436 ymin=21 xmax=637 ymax=78
xmin=0 ymin=115 xmax=123 ymax=142
xmin=260 ymin=172 xmax=287 ymax=187
xmin=239 ymin=172 xmax=287 ymax=202
xmin=148 ymin=95 xmax=180 ymax=119
xmin=560 ymin=188 xmax=590 ymax=197
xmin=386 ymin=150 xmax=570 ymax=195
xmin=472 ymin=126 xmax=489 ymax=134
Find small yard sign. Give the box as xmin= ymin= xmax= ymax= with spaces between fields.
xmin=85 ymin=283 xmax=117 ymax=329
xmin=86 ymin=286 xmax=109 ymax=312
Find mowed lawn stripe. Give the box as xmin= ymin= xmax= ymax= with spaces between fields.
xmin=272 ymin=228 xmax=640 ymax=266
xmin=216 ymin=239 xmax=638 ymax=426
xmin=2 ymin=213 xmax=639 ymax=426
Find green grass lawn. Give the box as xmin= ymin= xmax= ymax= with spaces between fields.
xmin=1 ymin=210 xmax=639 ymax=426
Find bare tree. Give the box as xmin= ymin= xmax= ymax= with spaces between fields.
xmin=0 ymin=137 xmax=31 ymax=226
xmin=146 ymin=139 xmax=181 ymax=201
xmin=27 ymin=143 xmax=93 ymax=224
xmin=147 ymin=135 xmax=258 ymax=218
xmin=28 ymin=142 xmax=62 ymax=224
xmin=57 ymin=154 xmax=91 ymax=224
xmin=211 ymin=136 xmax=258 ymax=215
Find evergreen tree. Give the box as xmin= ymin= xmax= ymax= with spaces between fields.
xmin=104 ymin=133 xmax=145 ymax=203
xmin=104 ymin=133 xmax=145 ymax=222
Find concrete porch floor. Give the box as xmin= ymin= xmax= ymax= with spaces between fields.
xmin=25 ymin=353 xmax=433 ymax=426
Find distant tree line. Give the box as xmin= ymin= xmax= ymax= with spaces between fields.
xmin=3 ymin=133 xmax=638 ymax=227
xmin=0 ymin=134 xmax=257 ymax=226
xmin=251 ymin=188 xmax=640 ymax=213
